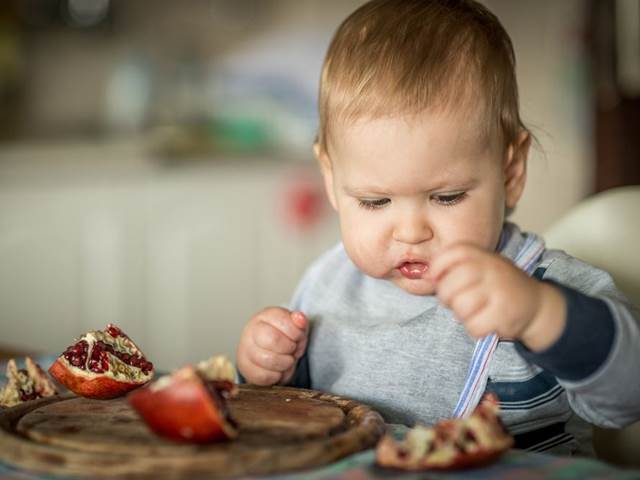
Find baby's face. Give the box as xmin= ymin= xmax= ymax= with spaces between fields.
xmin=321 ymin=110 xmax=518 ymax=296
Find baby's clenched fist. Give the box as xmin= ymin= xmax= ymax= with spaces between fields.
xmin=236 ymin=307 xmax=308 ymax=386
xmin=430 ymin=243 xmax=565 ymax=351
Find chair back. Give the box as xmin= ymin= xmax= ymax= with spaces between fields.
xmin=544 ymin=185 xmax=640 ymax=467
xmin=544 ymin=185 xmax=640 ymax=306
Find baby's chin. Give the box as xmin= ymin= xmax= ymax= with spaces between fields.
xmin=390 ymin=277 xmax=437 ymax=296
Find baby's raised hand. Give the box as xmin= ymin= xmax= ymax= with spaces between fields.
xmin=236 ymin=307 xmax=308 ymax=386
xmin=430 ymin=244 xmax=565 ymax=351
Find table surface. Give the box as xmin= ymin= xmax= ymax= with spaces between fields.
xmin=1 ymin=357 xmax=639 ymax=480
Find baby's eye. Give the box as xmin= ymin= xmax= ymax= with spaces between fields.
xmin=358 ymin=198 xmax=390 ymax=210
xmin=433 ymin=192 xmax=467 ymax=206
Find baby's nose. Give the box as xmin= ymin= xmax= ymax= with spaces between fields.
xmin=392 ymin=211 xmax=433 ymax=244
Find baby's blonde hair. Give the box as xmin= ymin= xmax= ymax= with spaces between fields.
xmin=317 ymin=0 xmax=524 ymax=153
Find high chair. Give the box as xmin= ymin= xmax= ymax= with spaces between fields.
xmin=544 ymin=185 xmax=640 ymax=467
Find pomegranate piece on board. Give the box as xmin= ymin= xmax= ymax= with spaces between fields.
xmin=376 ymin=393 xmax=513 ymax=470
xmin=128 ymin=355 xmax=238 ymax=443
xmin=0 ymin=357 xmax=58 ymax=408
xmin=48 ymin=323 xmax=154 ymax=399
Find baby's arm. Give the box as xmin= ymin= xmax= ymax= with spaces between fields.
xmin=515 ymin=256 xmax=640 ymax=428
xmin=432 ymin=244 xmax=640 ymax=428
xmin=236 ymin=307 xmax=308 ymax=386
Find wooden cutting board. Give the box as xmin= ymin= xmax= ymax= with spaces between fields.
xmin=0 ymin=384 xmax=385 ymax=479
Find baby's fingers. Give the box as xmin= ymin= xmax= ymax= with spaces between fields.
xmin=462 ymin=314 xmax=496 ymax=339
xmin=430 ymin=243 xmax=483 ymax=283
xmin=258 ymin=309 xmax=308 ymax=343
xmin=293 ymin=332 xmax=308 ymax=360
xmin=449 ymin=287 xmax=489 ymax=322
xmin=247 ymin=345 xmax=296 ymax=372
xmin=245 ymin=362 xmax=284 ymax=386
xmin=253 ymin=321 xmax=297 ymax=354
xmin=436 ymin=263 xmax=483 ymax=307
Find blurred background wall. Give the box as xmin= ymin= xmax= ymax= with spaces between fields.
xmin=0 ymin=0 xmax=638 ymax=370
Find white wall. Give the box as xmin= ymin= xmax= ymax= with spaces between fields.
xmin=488 ymin=0 xmax=594 ymax=233
xmin=0 ymin=140 xmax=339 ymax=370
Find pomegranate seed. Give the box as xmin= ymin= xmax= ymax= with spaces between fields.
xmin=106 ymin=324 xmax=121 ymax=337
xmin=130 ymin=356 xmax=141 ymax=367
xmin=20 ymin=392 xmax=38 ymax=401
xmin=89 ymin=362 xmax=104 ymax=373
xmin=70 ymin=356 xmax=84 ymax=367
xmin=120 ymin=353 xmax=131 ymax=362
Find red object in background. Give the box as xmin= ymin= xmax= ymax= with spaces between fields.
xmin=281 ymin=173 xmax=327 ymax=230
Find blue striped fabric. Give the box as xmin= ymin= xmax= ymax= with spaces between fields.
xmin=487 ymin=370 xmax=561 ymax=408
xmin=486 ymin=370 xmax=575 ymax=452
xmin=453 ymin=229 xmax=546 ymax=418
xmin=479 ymin=260 xmax=585 ymax=455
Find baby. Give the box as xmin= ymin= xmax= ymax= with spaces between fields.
xmin=237 ymin=0 xmax=640 ymax=455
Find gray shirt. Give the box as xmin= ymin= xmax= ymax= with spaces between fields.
xmin=288 ymin=223 xmax=640 ymax=455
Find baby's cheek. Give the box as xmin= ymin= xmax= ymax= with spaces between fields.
xmin=339 ymin=217 xmax=390 ymax=277
xmin=351 ymin=242 xmax=389 ymax=278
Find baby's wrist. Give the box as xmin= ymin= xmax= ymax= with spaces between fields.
xmin=519 ymin=282 xmax=567 ymax=352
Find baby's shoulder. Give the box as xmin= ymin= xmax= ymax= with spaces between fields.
xmin=289 ymin=243 xmax=364 ymax=309
xmin=537 ymin=248 xmax=618 ymax=297
xmin=302 ymin=242 xmax=359 ymax=283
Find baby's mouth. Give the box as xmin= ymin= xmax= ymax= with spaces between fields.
xmin=398 ymin=262 xmax=429 ymax=280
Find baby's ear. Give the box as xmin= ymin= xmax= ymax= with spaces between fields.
xmin=313 ymin=142 xmax=338 ymax=211
xmin=504 ymin=130 xmax=531 ymax=209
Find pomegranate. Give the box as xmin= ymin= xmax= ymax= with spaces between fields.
xmin=0 ymin=357 xmax=58 ymax=408
xmin=48 ymin=323 xmax=154 ymax=399
xmin=376 ymin=393 xmax=513 ymax=470
xmin=128 ymin=355 xmax=238 ymax=443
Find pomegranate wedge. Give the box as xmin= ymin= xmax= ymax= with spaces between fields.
xmin=0 ymin=357 xmax=58 ymax=408
xmin=376 ymin=393 xmax=513 ymax=470
xmin=128 ymin=355 xmax=238 ymax=443
xmin=49 ymin=323 xmax=154 ymax=399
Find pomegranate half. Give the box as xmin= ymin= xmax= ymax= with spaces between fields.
xmin=128 ymin=355 xmax=238 ymax=443
xmin=49 ymin=323 xmax=154 ymax=399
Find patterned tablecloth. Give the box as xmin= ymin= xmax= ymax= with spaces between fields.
xmin=1 ymin=358 xmax=639 ymax=480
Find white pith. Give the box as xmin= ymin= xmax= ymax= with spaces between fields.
xmin=196 ymin=355 xmax=236 ymax=382
xmin=148 ymin=356 xmax=236 ymax=393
